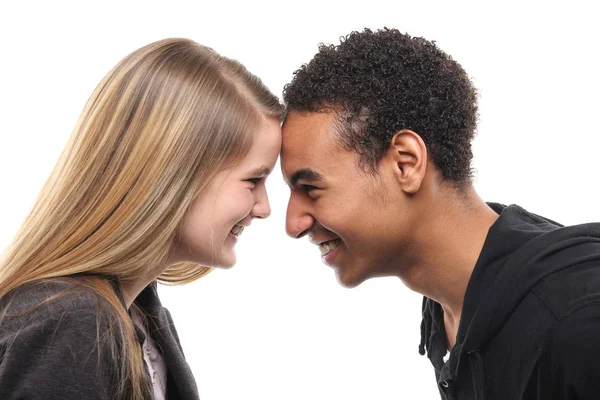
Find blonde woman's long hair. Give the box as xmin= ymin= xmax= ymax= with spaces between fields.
xmin=0 ymin=38 xmax=282 ymax=399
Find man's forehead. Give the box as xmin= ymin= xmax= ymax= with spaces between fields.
xmin=282 ymin=111 xmax=337 ymax=154
xmin=284 ymin=110 xmax=337 ymax=132
xmin=280 ymin=112 xmax=330 ymax=182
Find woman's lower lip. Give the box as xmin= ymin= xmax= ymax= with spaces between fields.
xmin=322 ymin=246 xmax=339 ymax=265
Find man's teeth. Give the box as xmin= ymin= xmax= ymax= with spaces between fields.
xmin=231 ymin=225 xmax=244 ymax=236
xmin=319 ymin=240 xmax=339 ymax=256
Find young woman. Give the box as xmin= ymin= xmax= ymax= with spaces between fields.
xmin=0 ymin=38 xmax=282 ymax=399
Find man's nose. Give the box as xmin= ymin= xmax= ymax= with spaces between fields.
xmin=285 ymin=195 xmax=314 ymax=238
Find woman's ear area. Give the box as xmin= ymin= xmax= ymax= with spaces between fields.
xmin=383 ymin=130 xmax=428 ymax=194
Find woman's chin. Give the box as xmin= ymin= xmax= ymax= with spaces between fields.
xmin=211 ymin=252 xmax=237 ymax=269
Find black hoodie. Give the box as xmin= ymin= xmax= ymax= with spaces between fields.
xmin=420 ymin=203 xmax=600 ymax=399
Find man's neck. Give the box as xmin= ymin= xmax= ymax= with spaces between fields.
xmin=397 ymin=188 xmax=498 ymax=347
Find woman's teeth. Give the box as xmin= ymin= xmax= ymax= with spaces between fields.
xmin=231 ymin=225 xmax=244 ymax=236
xmin=319 ymin=240 xmax=339 ymax=256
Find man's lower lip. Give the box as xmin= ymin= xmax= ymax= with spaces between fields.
xmin=321 ymin=246 xmax=339 ymax=265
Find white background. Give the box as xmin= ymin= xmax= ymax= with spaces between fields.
xmin=1 ymin=1 xmax=599 ymax=399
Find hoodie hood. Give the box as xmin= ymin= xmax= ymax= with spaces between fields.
xmin=420 ymin=203 xmax=600 ymax=377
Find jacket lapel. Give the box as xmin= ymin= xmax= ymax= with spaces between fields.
xmin=134 ymin=282 xmax=200 ymax=400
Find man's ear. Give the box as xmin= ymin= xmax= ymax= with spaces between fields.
xmin=384 ymin=130 xmax=427 ymax=194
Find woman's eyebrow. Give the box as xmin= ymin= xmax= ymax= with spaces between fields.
xmin=248 ymin=166 xmax=271 ymax=176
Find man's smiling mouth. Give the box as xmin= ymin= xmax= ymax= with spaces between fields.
xmin=319 ymin=239 xmax=340 ymax=256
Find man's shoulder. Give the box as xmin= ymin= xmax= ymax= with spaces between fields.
xmin=532 ymin=258 xmax=600 ymax=319
xmin=506 ymin=216 xmax=600 ymax=318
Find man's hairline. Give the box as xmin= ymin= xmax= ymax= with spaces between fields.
xmin=282 ymin=106 xmax=389 ymax=187
xmin=282 ymin=105 xmax=473 ymax=193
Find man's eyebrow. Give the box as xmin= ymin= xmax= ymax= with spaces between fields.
xmin=289 ymin=168 xmax=323 ymax=186
xmin=248 ymin=166 xmax=271 ymax=176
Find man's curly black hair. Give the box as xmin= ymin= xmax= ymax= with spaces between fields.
xmin=283 ymin=28 xmax=478 ymax=184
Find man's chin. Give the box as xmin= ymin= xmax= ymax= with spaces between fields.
xmin=335 ymin=267 xmax=368 ymax=288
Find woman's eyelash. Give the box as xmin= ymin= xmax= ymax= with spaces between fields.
xmin=247 ymin=177 xmax=263 ymax=184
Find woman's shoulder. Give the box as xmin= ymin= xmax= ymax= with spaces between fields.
xmin=0 ymin=277 xmax=121 ymax=333
xmin=0 ymin=278 xmax=126 ymax=398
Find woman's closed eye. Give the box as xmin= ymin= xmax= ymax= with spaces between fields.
xmin=246 ymin=177 xmax=265 ymax=187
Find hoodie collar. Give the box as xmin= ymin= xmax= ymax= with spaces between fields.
xmin=420 ymin=203 xmax=600 ymax=381
xmin=420 ymin=203 xmax=563 ymax=368
xmin=456 ymin=203 xmax=563 ymax=347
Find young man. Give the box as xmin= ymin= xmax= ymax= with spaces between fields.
xmin=280 ymin=28 xmax=600 ymax=399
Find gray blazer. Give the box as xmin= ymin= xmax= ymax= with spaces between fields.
xmin=0 ymin=277 xmax=200 ymax=399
